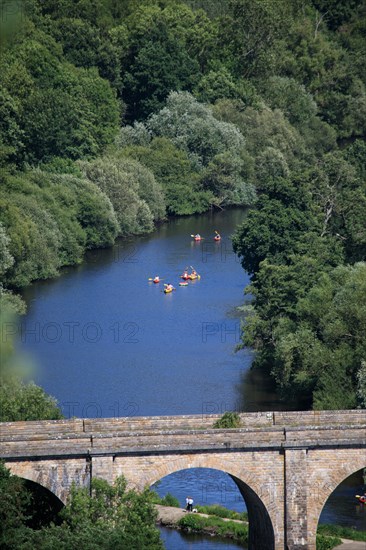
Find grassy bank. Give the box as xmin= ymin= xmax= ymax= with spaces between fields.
xmin=178 ymin=513 xmax=248 ymax=544
xmin=318 ymin=524 xmax=366 ymax=542
xmin=196 ymin=504 xmax=248 ymax=522
xmin=316 ymin=535 xmax=342 ymax=550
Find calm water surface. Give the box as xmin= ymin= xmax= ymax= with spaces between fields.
xmin=20 ymin=208 xmax=282 ymax=418
xmin=18 ymin=208 xmax=365 ymax=546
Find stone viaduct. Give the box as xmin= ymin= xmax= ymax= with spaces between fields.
xmin=1 ymin=409 xmax=365 ymax=550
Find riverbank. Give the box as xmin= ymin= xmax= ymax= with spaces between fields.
xmin=156 ymin=505 xmax=248 ymax=543
xmin=156 ymin=506 xmax=366 ymax=549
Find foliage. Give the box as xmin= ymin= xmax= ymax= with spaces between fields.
xmin=178 ymin=512 xmax=248 ymax=542
xmin=213 ymin=411 xmax=241 ymax=428
xmin=316 ymin=534 xmax=342 ymax=550
xmin=0 ymin=463 xmax=164 ymax=550
xmin=0 ymin=24 xmax=120 ymax=164
xmin=317 ymin=524 xmax=366 ymax=542
xmin=116 ymin=137 xmax=212 ymax=215
xmin=0 ymin=461 xmax=31 ymax=550
xmin=196 ymin=504 xmax=248 ymax=522
xmin=357 ymin=361 xmax=366 ymax=408
xmin=0 ymin=307 xmax=63 ymax=422
xmin=151 ymin=492 xmax=180 ymax=508
xmin=79 ymin=157 xmax=163 ymax=235
xmin=0 ymin=170 xmax=119 ymax=288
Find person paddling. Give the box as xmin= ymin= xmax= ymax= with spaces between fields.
xmin=153 ymin=276 xmax=160 ymax=283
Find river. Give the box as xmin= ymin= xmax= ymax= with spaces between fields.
xmin=19 ymin=208 xmax=365 ymax=547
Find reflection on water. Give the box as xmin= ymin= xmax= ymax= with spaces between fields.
xmin=160 ymin=527 xmax=247 ymax=550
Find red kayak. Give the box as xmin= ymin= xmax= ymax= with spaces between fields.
xmin=214 ymin=235 xmax=221 ymax=241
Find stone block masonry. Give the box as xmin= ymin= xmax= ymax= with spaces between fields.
xmin=1 ymin=410 xmax=365 ymax=550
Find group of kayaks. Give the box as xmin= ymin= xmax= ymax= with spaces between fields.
xmin=191 ymin=230 xmax=221 ymax=242
xmin=148 ymin=230 xmax=221 ymax=294
xmin=149 ymin=267 xmax=201 ymax=293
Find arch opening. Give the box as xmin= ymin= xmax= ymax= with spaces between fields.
xmin=151 ymin=467 xmax=275 ymax=550
xmin=230 ymin=474 xmax=275 ymax=550
xmin=318 ymin=468 xmax=366 ymax=533
xmin=23 ymin=478 xmax=64 ymax=529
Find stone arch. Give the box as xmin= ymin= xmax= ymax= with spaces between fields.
xmin=5 ymin=461 xmax=66 ymax=504
xmin=131 ymin=452 xmax=277 ymax=550
xmin=5 ymin=458 xmax=90 ymax=505
xmin=307 ymin=449 xmax=366 ymax=543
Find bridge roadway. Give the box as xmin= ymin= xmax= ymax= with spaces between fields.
xmin=1 ymin=410 xmax=365 ymax=550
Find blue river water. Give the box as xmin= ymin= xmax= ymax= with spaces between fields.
xmin=18 ymin=208 xmax=365 ymax=547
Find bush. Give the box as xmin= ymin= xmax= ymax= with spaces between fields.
xmin=213 ymin=411 xmax=241 ymax=429
xmin=160 ymin=493 xmax=180 ymax=508
xmin=316 ymin=534 xmax=342 ymax=550
xmin=178 ymin=513 xmax=248 ymax=543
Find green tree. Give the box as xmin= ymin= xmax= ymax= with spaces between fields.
xmin=0 ymin=461 xmax=30 ymax=550
xmin=0 ymin=306 xmax=63 ymax=421
xmin=117 ymin=137 xmax=211 ymax=215
xmin=79 ymin=157 xmax=155 ymax=235
xmin=147 ymin=91 xmax=246 ymax=167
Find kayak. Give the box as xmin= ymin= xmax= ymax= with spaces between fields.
xmin=188 ymin=274 xmax=199 ymax=280
xmin=164 ymin=288 xmax=174 ymax=294
xmin=179 ymin=282 xmax=188 ymax=286
xmin=180 ymin=274 xmax=190 ymax=280
xmin=153 ymin=279 xmax=160 ymax=283
xmin=194 ymin=237 xmax=202 ymax=241
xmin=214 ymin=236 xmax=221 ymax=241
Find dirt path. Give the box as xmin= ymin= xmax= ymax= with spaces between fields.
xmin=334 ymin=540 xmax=366 ymax=549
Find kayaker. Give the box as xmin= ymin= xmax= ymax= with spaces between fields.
xmin=166 ymin=283 xmax=174 ymax=291
xmin=182 ymin=269 xmax=188 ymax=279
xmin=153 ymin=276 xmax=160 ymax=283
xmin=191 ymin=269 xmax=197 ymax=277
xmin=214 ymin=231 xmax=221 ymax=240
xmin=195 ymin=234 xmax=201 ymax=239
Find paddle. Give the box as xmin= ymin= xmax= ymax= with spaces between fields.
xmin=190 ymin=265 xmax=201 ymax=280
xmin=148 ymin=278 xmax=164 ymax=281
xmin=190 ymin=234 xmax=205 ymax=239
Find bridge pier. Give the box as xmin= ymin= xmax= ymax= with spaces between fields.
xmin=285 ymin=448 xmax=313 ymax=550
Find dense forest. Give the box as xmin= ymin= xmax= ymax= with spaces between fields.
xmin=0 ymin=0 xmax=365 ymax=418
